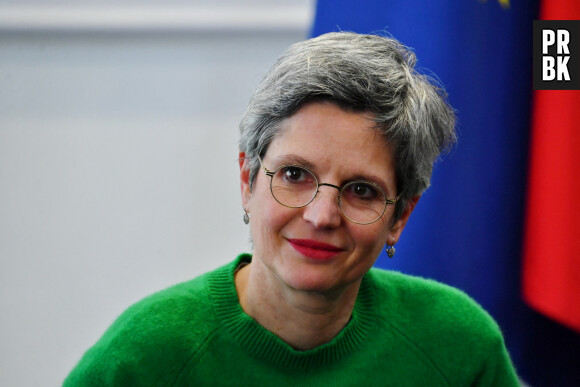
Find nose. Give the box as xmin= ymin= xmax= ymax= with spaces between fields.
xmin=302 ymin=184 xmax=342 ymax=229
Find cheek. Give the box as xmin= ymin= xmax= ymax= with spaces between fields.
xmin=351 ymin=222 xmax=389 ymax=254
xmin=250 ymin=194 xmax=294 ymax=242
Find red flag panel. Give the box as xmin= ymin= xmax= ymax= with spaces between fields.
xmin=523 ymin=0 xmax=580 ymax=335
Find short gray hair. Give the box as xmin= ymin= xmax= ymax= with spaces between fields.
xmin=239 ymin=32 xmax=456 ymax=220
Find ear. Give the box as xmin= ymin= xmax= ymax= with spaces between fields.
xmin=388 ymin=196 xmax=420 ymax=244
xmin=239 ymin=152 xmax=252 ymax=210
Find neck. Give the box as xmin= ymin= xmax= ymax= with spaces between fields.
xmin=235 ymin=260 xmax=360 ymax=351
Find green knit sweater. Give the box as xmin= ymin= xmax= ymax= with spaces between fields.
xmin=64 ymin=254 xmax=519 ymax=386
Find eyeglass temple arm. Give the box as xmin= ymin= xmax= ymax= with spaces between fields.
xmin=386 ymin=191 xmax=403 ymax=205
xmin=257 ymin=155 xmax=274 ymax=177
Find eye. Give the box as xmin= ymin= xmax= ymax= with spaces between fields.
xmin=344 ymin=182 xmax=379 ymax=201
xmin=279 ymin=166 xmax=313 ymax=184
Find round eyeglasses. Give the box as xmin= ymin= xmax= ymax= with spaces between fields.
xmin=258 ymin=156 xmax=400 ymax=225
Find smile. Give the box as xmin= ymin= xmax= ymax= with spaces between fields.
xmin=286 ymin=238 xmax=344 ymax=260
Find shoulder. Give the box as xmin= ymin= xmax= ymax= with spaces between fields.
xmin=366 ymin=268 xmax=499 ymax=335
xmin=64 ymin=258 xmax=242 ymax=386
xmin=364 ymin=268 xmax=518 ymax=385
xmin=106 ymin=270 xmax=216 ymax=346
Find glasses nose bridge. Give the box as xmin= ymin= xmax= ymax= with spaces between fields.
xmin=317 ymin=181 xmax=341 ymax=191
xmin=308 ymin=182 xmax=342 ymax=220
xmin=315 ymin=182 xmax=342 ymax=200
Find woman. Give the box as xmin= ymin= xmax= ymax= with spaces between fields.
xmin=65 ymin=32 xmax=519 ymax=386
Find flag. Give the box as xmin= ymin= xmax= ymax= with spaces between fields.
xmin=522 ymin=0 xmax=580 ymax=334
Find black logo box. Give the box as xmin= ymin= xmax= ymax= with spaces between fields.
xmin=533 ymin=20 xmax=580 ymax=90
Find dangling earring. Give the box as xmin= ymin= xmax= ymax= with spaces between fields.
xmin=243 ymin=210 xmax=250 ymax=225
xmin=385 ymin=238 xmax=396 ymax=258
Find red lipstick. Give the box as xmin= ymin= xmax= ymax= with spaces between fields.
xmin=287 ymin=239 xmax=344 ymax=260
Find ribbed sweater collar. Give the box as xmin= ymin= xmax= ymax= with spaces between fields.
xmin=207 ymin=254 xmax=376 ymax=370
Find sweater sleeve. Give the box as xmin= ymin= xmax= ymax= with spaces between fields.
xmin=63 ymin=349 xmax=140 ymax=387
xmin=473 ymin=334 xmax=520 ymax=387
xmin=63 ymin=304 xmax=198 ymax=387
xmin=367 ymin=269 xmax=520 ymax=386
xmin=63 ymin=276 xmax=214 ymax=386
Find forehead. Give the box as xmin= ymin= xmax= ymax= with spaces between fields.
xmin=266 ymin=101 xmax=395 ymax=179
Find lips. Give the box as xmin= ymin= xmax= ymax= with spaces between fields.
xmin=287 ymin=238 xmax=344 ymax=260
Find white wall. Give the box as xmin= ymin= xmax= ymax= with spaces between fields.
xmin=0 ymin=2 xmax=313 ymax=385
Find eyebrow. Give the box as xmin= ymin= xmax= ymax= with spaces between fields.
xmin=271 ymin=154 xmax=316 ymax=170
xmin=271 ymin=154 xmax=394 ymax=196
